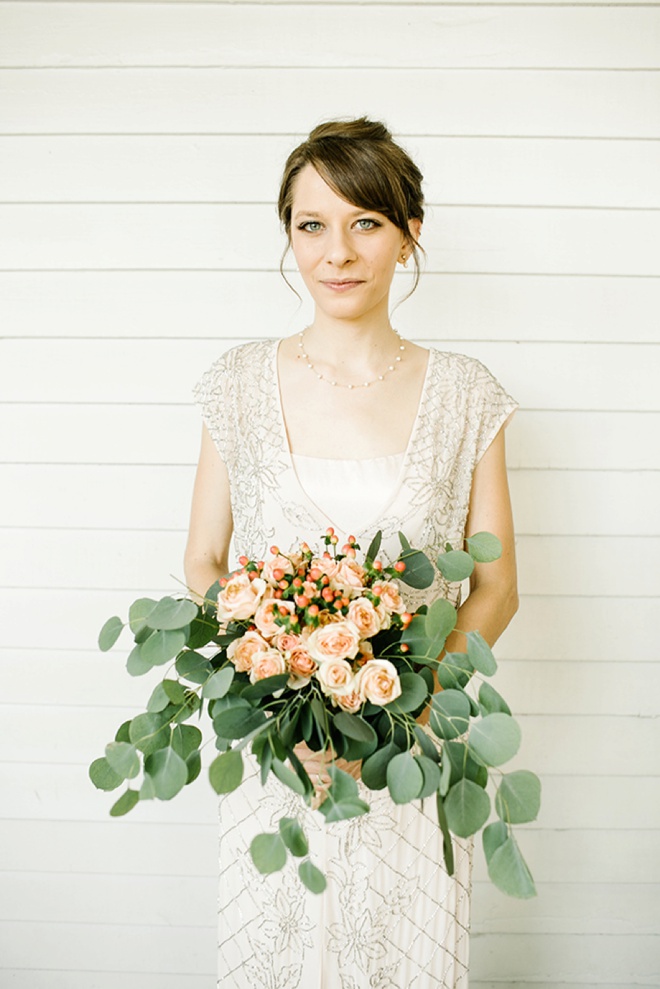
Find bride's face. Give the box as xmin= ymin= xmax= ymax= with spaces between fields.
xmin=289 ymin=164 xmax=416 ymax=323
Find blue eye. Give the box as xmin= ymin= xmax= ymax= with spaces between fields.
xmin=298 ymin=221 xmax=323 ymax=233
xmin=356 ymin=218 xmax=380 ymax=230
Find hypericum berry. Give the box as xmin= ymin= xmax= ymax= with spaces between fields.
xmin=238 ymin=555 xmax=249 ymax=567
xmin=330 ymin=535 xmax=338 ymax=545
xmin=270 ymin=545 xmax=279 ymax=555
xmin=394 ymin=561 xmax=406 ymax=573
xmin=373 ymin=560 xmax=383 ymax=571
xmin=274 ymin=589 xmax=283 ymax=599
xmin=292 ymin=577 xmax=303 ymax=589
xmin=219 ymin=577 xmax=227 ymax=588
xmin=308 ymin=567 xmax=322 ymax=582
xmin=272 ymin=568 xmax=284 ymax=582
xmin=326 ymin=527 xmax=335 ymax=537
xmin=400 ymin=643 xmax=409 ymax=653
xmin=340 ymin=597 xmax=350 ymax=608
xmin=348 ymin=534 xmax=356 ymax=544
xmin=308 ymin=604 xmax=319 ymax=617
xmin=346 ymin=547 xmax=356 ymax=559
xmin=321 ymin=575 xmax=330 ymax=586
xmin=278 ymin=605 xmax=289 ymax=616
xmin=257 ymin=561 xmax=265 ymax=569
xmin=278 ymin=580 xmax=288 ymax=590
xmin=401 ymin=612 xmax=413 ymax=626
xmin=295 ymin=594 xmax=309 ymax=608
xmin=322 ymin=587 xmax=334 ymax=602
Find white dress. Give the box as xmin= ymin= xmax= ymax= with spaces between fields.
xmin=193 ymin=339 xmax=517 ymax=989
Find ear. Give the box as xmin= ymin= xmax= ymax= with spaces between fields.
xmin=406 ymin=217 xmax=422 ymax=248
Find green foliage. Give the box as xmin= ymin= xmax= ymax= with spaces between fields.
xmin=486 ymin=834 xmax=537 ymax=899
xmin=129 ymin=712 xmax=171 ymax=756
xmin=478 ymin=681 xmax=512 ymax=717
xmin=299 ymin=859 xmax=327 ymax=894
xmin=317 ymin=767 xmax=369 ymax=823
xmin=444 ymin=779 xmax=491 ymax=837
xmin=495 ymin=771 xmax=542 ymax=824
xmin=209 ymin=749 xmax=244 ymax=794
xmin=202 ymin=667 xmax=235 ymax=699
xmin=397 ymin=548 xmax=435 ymax=589
xmin=144 ymin=747 xmax=189 ymax=800
xmin=468 ymin=713 xmax=521 ymax=767
xmin=466 ymin=631 xmax=497 ymax=676
xmin=384 ymin=672 xmax=428 ymax=714
xmin=98 ymin=616 xmax=123 ymax=652
xmin=429 ymin=689 xmax=471 ymax=740
xmin=104 ymin=742 xmax=140 ymax=781
xmin=414 ymin=755 xmax=442 ymax=799
xmin=145 ymin=597 xmax=198 ymax=631
xmin=110 ymin=789 xmax=140 ymax=817
xmin=466 ymin=531 xmax=502 ymax=563
xmin=89 ymin=757 xmax=123 ymax=791
xmin=250 ymin=832 xmax=287 ymax=874
xmin=361 ymin=742 xmax=403 ymax=790
xmin=333 ymin=712 xmax=377 ymax=743
xmin=387 ymin=752 xmax=424 ymax=804
xmin=279 ymin=817 xmax=309 ymax=857
xmin=436 ymin=549 xmax=474 ymax=582
xmin=140 ymin=629 xmax=187 ymax=667
xmin=128 ymin=598 xmax=158 ymax=635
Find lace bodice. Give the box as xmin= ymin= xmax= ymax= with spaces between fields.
xmin=193 ymin=338 xmax=517 ymax=610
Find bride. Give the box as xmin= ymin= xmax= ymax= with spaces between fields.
xmin=184 ymin=117 xmax=518 ymax=988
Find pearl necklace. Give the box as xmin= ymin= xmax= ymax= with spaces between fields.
xmin=297 ymin=328 xmax=406 ymax=389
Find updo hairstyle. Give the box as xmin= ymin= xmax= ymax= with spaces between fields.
xmin=278 ymin=117 xmax=425 ymax=295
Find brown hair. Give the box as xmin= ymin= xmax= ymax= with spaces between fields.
xmin=278 ymin=117 xmax=425 ymax=296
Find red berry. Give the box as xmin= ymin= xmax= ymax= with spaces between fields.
xmin=238 ymin=555 xmax=248 ymax=567
xmin=394 ymin=561 xmax=406 ymax=573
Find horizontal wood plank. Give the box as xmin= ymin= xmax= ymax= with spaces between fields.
xmin=3 ymin=339 xmax=660 ymax=411
xmin=2 ymin=203 xmax=659 ymax=275
xmin=2 ymin=271 xmax=659 ymax=343
xmin=2 ymin=69 xmax=658 ymax=138
xmin=2 ymin=5 xmax=660 ymax=70
xmin=2 ymin=136 xmax=660 ymax=208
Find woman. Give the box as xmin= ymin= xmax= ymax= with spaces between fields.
xmin=185 ymin=118 xmax=518 ymax=989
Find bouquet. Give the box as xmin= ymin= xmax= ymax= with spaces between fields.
xmin=92 ymin=529 xmax=539 ymax=898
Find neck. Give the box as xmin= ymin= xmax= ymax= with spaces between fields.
xmin=305 ymin=313 xmax=398 ymax=367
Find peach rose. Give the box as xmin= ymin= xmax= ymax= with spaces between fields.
xmin=334 ymin=690 xmax=363 ymax=713
xmin=227 ymin=630 xmax=270 ymax=673
xmin=287 ymin=645 xmax=318 ymax=680
xmin=261 ymin=554 xmax=295 ymax=585
xmin=356 ymin=659 xmax=402 ymax=706
xmin=375 ymin=580 xmax=406 ymax=614
xmin=307 ymin=620 xmax=361 ymax=663
xmin=253 ymin=598 xmax=296 ymax=639
xmin=346 ymin=597 xmax=382 ymax=639
xmin=217 ymin=574 xmax=267 ymax=622
xmin=316 ymin=658 xmax=355 ymax=697
xmin=309 ymin=556 xmax=340 ymax=581
xmin=249 ymin=648 xmax=286 ymax=684
xmin=272 ymin=630 xmax=301 ymax=654
xmin=333 ymin=558 xmax=367 ymax=592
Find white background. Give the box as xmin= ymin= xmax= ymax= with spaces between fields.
xmin=0 ymin=1 xmax=659 ymax=986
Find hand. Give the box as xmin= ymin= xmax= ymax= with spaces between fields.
xmin=293 ymin=741 xmax=362 ymax=807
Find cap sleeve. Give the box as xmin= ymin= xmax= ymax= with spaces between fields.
xmin=469 ymin=359 xmax=518 ymax=462
xmin=192 ymin=352 xmax=233 ymax=465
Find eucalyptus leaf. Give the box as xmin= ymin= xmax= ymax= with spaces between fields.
xmin=483 ymin=819 xmax=509 ymax=862
xmin=386 ymin=751 xmax=424 ymax=804
xmin=365 ymin=530 xmax=382 ymax=565
xmin=444 ymin=778 xmax=491 ymax=838
xmin=398 ymin=531 xmax=411 ymax=551
xmin=436 ymin=549 xmax=474 ymax=582
xmin=115 ymin=720 xmax=132 ymax=743
xmin=109 ymin=788 xmax=140 ymax=817
xmin=104 ymin=741 xmax=140 ymax=780
xmin=241 ymin=673 xmax=290 ymax=701
xmin=436 ymin=652 xmax=473 ymax=690
xmin=361 ymin=742 xmax=402 ymax=790
xmin=272 ymin=758 xmax=306 ymax=796
xmin=436 ymin=792 xmax=455 ymax=875
xmin=176 ymin=650 xmax=214 ymax=684
xmin=98 ymin=616 xmax=123 ymax=652
xmin=250 ymin=832 xmax=287 ymax=875
xmin=146 ymin=596 xmax=198 ymax=631
xmin=213 ymin=705 xmax=267 ymax=740
xmin=139 ymin=774 xmax=156 ymax=800
xmin=171 ymin=724 xmax=203 ymax=760
xmin=128 ymin=597 xmax=158 ymax=635
xmin=319 ymin=797 xmax=370 ymax=823
xmin=429 ymin=689 xmax=471 ymax=741
xmin=397 ymin=548 xmax=435 ymax=589
xmin=478 ymin=681 xmax=512 ymax=717
xmin=140 ymin=629 xmax=187 ymax=667
xmin=147 ymin=682 xmax=171 ymax=714
xmin=202 ymin=666 xmax=235 ymax=699
xmin=209 ymin=748 xmax=244 ymax=794
xmin=187 ymin=612 xmax=220 ymax=649
xmin=126 ymin=643 xmax=153 ymax=677
xmin=495 ymin=771 xmax=542 ymax=824
xmin=466 ymin=531 xmax=502 ymax=563
xmin=144 ymin=747 xmax=188 ymax=800
xmin=425 ymin=598 xmax=458 ymax=651
xmin=487 ymin=835 xmax=537 ymax=899
xmin=413 ymin=725 xmax=440 ymax=763
xmin=299 ymin=859 xmax=327 ymax=894
xmin=185 ymin=750 xmax=202 ymax=784
xmin=414 ymin=755 xmax=442 ymax=799
xmin=333 ymin=712 xmax=377 ymax=743
xmin=279 ymin=817 xmax=309 ymax=857
xmin=384 ymin=672 xmax=429 ymax=716
xmin=129 ymin=712 xmax=172 ymax=756
xmin=443 ymin=739 xmax=488 ymax=788
xmin=468 ymin=713 xmax=521 ymax=767
xmin=466 ymin=631 xmax=497 ymax=676
xmin=89 ymin=757 xmax=123 ymax=792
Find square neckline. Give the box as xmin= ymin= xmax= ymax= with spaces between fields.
xmin=272 ymin=338 xmax=434 ymax=534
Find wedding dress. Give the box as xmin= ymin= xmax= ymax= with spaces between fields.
xmin=194 ymin=338 xmax=517 ymax=988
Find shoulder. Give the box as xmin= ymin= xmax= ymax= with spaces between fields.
xmin=193 ymin=338 xmax=277 ymax=398
xmin=428 ymin=348 xmax=511 ymax=396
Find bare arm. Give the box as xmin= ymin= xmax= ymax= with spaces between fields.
xmin=183 ymin=424 xmax=234 ymax=603
xmin=419 ymin=424 xmax=518 ymax=721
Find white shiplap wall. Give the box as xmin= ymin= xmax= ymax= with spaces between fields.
xmin=1 ymin=2 xmax=659 ymax=986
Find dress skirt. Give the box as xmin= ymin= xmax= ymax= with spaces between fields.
xmin=217 ymin=757 xmax=472 ymax=989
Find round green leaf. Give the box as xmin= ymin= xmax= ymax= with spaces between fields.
xmin=89 ymin=756 xmax=123 ymax=792
xmin=443 ymin=739 xmax=488 ymax=789
xmin=436 ymin=652 xmax=473 ymax=690
xmin=478 ymin=681 xmax=511 ymax=717
xmin=209 ymin=748 xmax=244 ymax=794
xmin=466 ymin=631 xmax=497 ymax=676
xmin=495 ymin=771 xmax=542 ymax=824
xmin=176 ymin=650 xmax=214 ymax=684
xmin=279 ymin=817 xmax=309 ymax=857
xmin=424 ymin=598 xmax=458 ymax=648
xmin=333 ymin=712 xmax=377 ymax=743
xmin=272 ymin=758 xmax=306 ymax=796
xmin=436 ymin=549 xmax=474 ymax=582
xmin=129 ymin=712 xmax=172 ymax=755
xmin=318 ymin=797 xmax=370 ymax=822
xmin=298 ymin=859 xmax=327 ymax=894
xmin=186 ymin=750 xmax=202 ymax=784
xmin=384 ymin=672 xmax=429 ymax=714
xmin=147 ymin=682 xmax=171 ymax=714
xmin=126 ymin=644 xmax=153 ymax=677
xmin=140 ymin=629 xmax=187 ymax=667
xmin=429 ymin=689 xmax=471 ymax=740
xmin=250 ymin=832 xmax=287 ymax=875
xmin=144 ymin=747 xmax=188 ymax=800
xmin=468 ymin=713 xmax=521 ymax=767
xmin=466 ymin=531 xmax=502 ymax=563
xmin=110 ymin=789 xmax=140 ymax=817
xmin=444 ymin=778 xmax=491 ymax=838
xmin=115 ymin=720 xmax=132 ymax=743
xmin=128 ymin=597 xmax=158 ymax=635
xmin=386 ymin=751 xmax=424 ymax=805
xmin=487 ymin=835 xmax=537 ymax=899
xmin=414 ymin=755 xmax=442 ymax=799
xmin=361 ymin=742 xmax=402 ymax=791
xmin=397 ymin=548 xmax=435 ymax=589
xmin=212 ymin=705 xmax=267 ymax=740
xmin=145 ymin=596 xmax=198 ymax=631
xmin=98 ymin=616 xmax=123 ymax=652
xmin=202 ymin=666 xmax=235 ymax=700
xmin=171 ymin=724 xmax=203 ymax=760
xmin=483 ymin=819 xmax=508 ymax=862
xmin=104 ymin=741 xmax=140 ymax=780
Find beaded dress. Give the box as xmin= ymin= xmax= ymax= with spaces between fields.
xmin=193 ymin=338 xmax=517 ymax=989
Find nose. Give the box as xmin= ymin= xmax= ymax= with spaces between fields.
xmin=325 ymin=227 xmax=356 ymax=267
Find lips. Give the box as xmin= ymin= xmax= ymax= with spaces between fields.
xmin=321 ymin=280 xmax=364 ymax=291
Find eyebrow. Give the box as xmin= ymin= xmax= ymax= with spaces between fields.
xmin=293 ymin=208 xmax=375 ymax=220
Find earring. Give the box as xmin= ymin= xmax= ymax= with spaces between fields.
xmin=400 ymin=255 xmax=409 ymax=268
